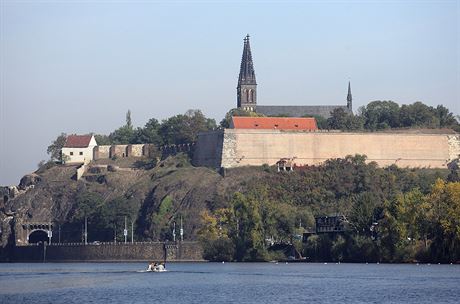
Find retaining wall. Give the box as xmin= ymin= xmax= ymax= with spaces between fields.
xmin=193 ymin=129 xmax=460 ymax=169
xmin=10 ymin=242 xmax=203 ymax=262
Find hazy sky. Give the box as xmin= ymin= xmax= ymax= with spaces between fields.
xmin=1 ymin=0 xmax=459 ymax=185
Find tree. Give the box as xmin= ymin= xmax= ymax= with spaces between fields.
xmin=231 ymin=192 xmax=266 ymax=261
xmin=220 ymin=108 xmax=264 ymax=128
xmin=47 ymin=133 xmax=67 ymax=162
xmin=94 ymin=134 xmax=111 ymax=145
xmin=399 ymin=102 xmax=439 ymax=128
xmin=309 ymin=115 xmax=328 ymax=129
xmin=159 ymin=110 xmax=216 ymax=145
xmin=427 ymin=179 xmax=460 ymax=262
xmin=349 ymin=192 xmax=378 ymax=236
xmin=327 ymin=108 xmax=349 ymax=130
xmin=132 ymin=118 xmax=162 ymax=145
xmin=109 ymin=126 xmax=135 ymax=144
xmin=126 ymin=110 xmax=133 ymax=129
xmin=436 ymin=105 xmax=457 ymax=127
xmin=362 ymin=100 xmax=400 ymax=130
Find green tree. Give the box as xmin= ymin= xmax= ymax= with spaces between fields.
xmin=94 ymin=134 xmax=112 ymax=145
xmin=220 ymin=108 xmax=264 ymax=128
xmin=349 ymin=192 xmax=378 ymax=236
xmin=399 ymin=102 xmax=439 ymax=128
xmin=362 ymin=100 xmax=400 ymax=130
xmin=109 ymin=125 xmax=135 ymax=144
xmin=126 ymin=110 xmax=132 ymax=129
xmin=231 ymin=192 xmax=266 ymax=261
xmin=132 ymin=118 xmax=162 ymax=145
xmin=436 ymin=105 xmax=457 ymax=127
xmin=160 ymin=110 xmax=215 ymax=144
xmin=327 ymin=108 xmax=349 ymax=130
xmin=47 ymin=133 xmax=67 ymax=162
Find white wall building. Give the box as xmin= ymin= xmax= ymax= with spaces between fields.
xmin=61 ymin=135 xmax=97 ymax=164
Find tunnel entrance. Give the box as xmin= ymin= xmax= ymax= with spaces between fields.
xmin=28 ymin=230 xmax=49 ymax=244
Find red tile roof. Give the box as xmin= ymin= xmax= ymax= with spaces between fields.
xmin=231 ymin=116 xmax=318 ymax=131
xmin=64 ymin=135 xmax=94 ymax=148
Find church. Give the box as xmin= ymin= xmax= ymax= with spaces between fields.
xmin=237 ymin=35 xmax=352 ymax=118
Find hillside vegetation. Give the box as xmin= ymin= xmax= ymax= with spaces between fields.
xmin=3 ymin=153 xmax=459 ymax=263
xmin=3 ymin=100 xmax=459 ymax=262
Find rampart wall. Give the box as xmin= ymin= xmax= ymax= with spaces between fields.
xmin=92 ymin=144 xmax=193 ymax=161
xmin=193 ymin=129 xmax=460 ymax=169
xmin=192 ymin=132 xmax=223 ymax=167
xmin=93 ymin=144 xmax=150 ymax=160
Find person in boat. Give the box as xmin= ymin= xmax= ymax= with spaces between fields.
xmin=156 ymin=262 xmax=165 ymax=272
xmin=147 ymin=261 xmax=156 ymax=271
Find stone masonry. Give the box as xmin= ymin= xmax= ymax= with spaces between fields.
xmin=193 ymin=129 xmax=460 ymax=169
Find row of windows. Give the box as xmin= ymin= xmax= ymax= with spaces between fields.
xmin=69 ymin=151 xmax=83 ymax=156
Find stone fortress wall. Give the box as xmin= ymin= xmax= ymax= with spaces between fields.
xmin=92 ymin=143 xmax=194 ymax=160
xmin=193 ymin=129 xmax=460 ymax=169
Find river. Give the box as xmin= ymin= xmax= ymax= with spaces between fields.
xmin=0 ymin=262 xmax=459 ymax=303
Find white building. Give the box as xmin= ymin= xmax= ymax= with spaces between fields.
xmin=61 ymin=135 xmax=97 ymax=164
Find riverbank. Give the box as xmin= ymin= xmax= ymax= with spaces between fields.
xmin=2 ymin=241 xmax=203 ymax=263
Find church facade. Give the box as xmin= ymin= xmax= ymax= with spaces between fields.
xmin=236 ymin=35 xmax=352 ymax=118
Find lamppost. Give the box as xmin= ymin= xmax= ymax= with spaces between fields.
xmin=172 ymin=221 xmax=176 ymax=242
xmin=124 ymin=216 xmax=128 ymax=244
xmin=180 ymin=216 xmax=184 ymax=242
xmin=84 ymin=217 xmax=88 ymax=245
xmin=131 ymin=219 xmax=134 ymax=244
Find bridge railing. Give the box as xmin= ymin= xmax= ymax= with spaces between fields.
xmin=24 ymin=240 xmax=196 ymax=247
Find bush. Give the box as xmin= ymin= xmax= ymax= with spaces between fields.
xmin=203 ymin=238 xmax=235 ymax=262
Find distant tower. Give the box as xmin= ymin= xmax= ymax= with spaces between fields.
xmin=347 ymin=81 xmax=353 ymax=111
xmin=237 ymin=35 xmax=257 ymax=111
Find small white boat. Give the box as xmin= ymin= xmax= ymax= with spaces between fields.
xmin=147 ymin=263 xmax=167 ymax=272
xmin=146 ymin=268 xmax=167 ymax=272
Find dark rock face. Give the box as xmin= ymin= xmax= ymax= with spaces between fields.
xmin=19 ymin=174 xmax=42 ymax=190
xmin=0 ymin=155 xmax=265 ymax=261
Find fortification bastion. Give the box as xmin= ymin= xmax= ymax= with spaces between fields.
xmin=193 ymin=129 xmax=460 ymax=169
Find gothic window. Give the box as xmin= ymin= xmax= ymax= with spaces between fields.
xmin=246 ymin=89 xmax=250 ymax=103
xmin=250 ymin=90 xmax=255 ymax=103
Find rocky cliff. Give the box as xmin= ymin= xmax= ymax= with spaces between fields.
xmin=0 ymin=154 xmax=266 ymax=259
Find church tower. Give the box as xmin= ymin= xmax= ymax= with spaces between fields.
xmin=347 ymin=81 xmax=353 ymax=111
xmin=237 ymin=35 xmax=257 ymax=111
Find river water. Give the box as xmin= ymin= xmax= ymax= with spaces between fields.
xmin=0 ymin=262 xmax=459 ymax=304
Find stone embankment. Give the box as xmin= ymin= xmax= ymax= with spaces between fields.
xmin=9 ymin=241 xmax=203 ymax=262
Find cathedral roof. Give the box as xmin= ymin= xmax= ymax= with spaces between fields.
xmin=256 ymin=105 xmax=351 ymax=119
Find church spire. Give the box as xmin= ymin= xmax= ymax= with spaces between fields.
xmin=347 ymin=81 xmax=352 ymax=110
xmin=238 ymin=34 xmax=257 ymax=85
xmin=237 ymin=35 xmax=257 ymax=111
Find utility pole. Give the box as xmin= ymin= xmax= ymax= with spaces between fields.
xmin=84 ymin=217 xmax=88 ymax=245
xmin=114 ymin=223 xmax=117 ymax=244
xmin=180 ymin=216 xmax=183 ymax=242
xmin=173 ymin=221 xmax=176 ymax=242
xmin=48 ymin=223 xmax=52 ymax=245
xmin=124 ymin=216 xmax=127 ymax=244
xmin=131 ymin=220 xmax=134 ymax=244
xmin=58 ymin=225 xmax=61 ymax=244
xmin=236 ymin=218 xmax=239 ymax=237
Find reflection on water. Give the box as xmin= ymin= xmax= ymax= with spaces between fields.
xmin=0 ymin=263 xmax=459 ymax=304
